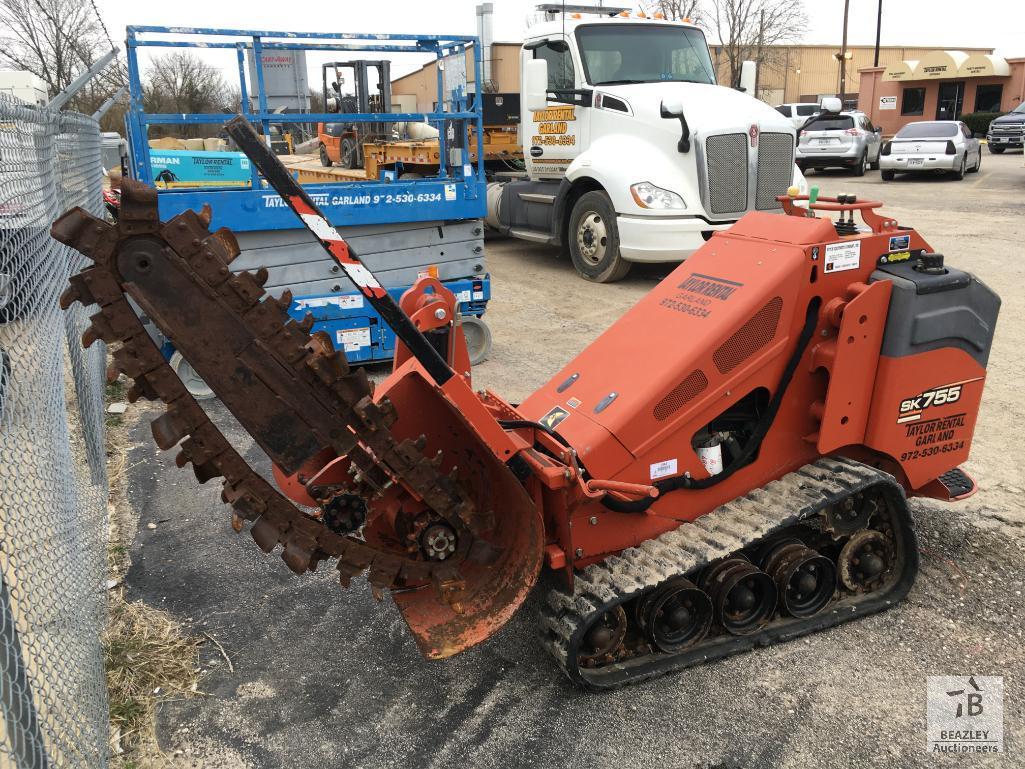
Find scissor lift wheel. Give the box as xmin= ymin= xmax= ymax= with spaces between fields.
xmin=460 ymin=315 xmax=492 ymax=366
xmin=170 ymin=350 xmax=215 ymax=400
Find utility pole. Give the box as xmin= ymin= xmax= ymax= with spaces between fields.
xmin=838 ymin=0 xmax=850 ymax=104
xmin=873 ymin=0 xmax=883 ymax=67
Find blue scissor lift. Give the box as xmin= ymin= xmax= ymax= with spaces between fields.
xmin=123 ymin=26 xmax=493 ymax=395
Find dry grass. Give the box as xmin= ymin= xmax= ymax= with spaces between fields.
xmin=103 ymin=370 xmax=203 ymax=768
xmin=104 ymin=595 xmax=202 ymax=766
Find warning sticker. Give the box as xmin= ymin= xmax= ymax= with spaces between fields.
xmin=296 ymin=294 xmax=364 ymax=310
xmin=539 ymin=406 xmax=570 ymax=431
xmin=649 ymin=458 xmax=678 ymax=480
xmin=336 ymin=327 xmax=371 ymax=352
xmin=824 ymin=240 xmax=861 ymax=273
xmin=888 ymin=234 xmax=910 ymax=252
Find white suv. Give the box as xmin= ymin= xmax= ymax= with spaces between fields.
xmin=775 ymin=103 xmax=820 ymax=130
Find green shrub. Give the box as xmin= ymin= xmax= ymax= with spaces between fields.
xmin=961 ymin=111 xmax=1005 ymax=136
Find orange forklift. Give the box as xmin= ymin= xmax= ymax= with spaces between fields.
xmin=317 ymin=60 xmax=392 ymax=169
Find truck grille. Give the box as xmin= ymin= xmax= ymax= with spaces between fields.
xmin=989 ymin=122 xmax=1024 ymax=138
xmin=755 ymin=133 xmax=795 ymax=210
xmin=705 ymin=133 xmax=748 ymax=215
xmin=703 ymin=131 xmax=795 ymax=217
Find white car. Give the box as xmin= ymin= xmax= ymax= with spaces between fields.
xmin=879 ymin=121 xmax=982 ymax=181
xmin=775 ymin=103 xmax=820 ymax=130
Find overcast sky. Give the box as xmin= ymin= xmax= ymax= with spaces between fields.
xmin=96 ymin=0 xmax=1025 ymax=84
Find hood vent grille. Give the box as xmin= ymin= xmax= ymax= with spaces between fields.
xmin=714 ymin=296 xmax=783 ymax=375
xmin=653 ymin=369 xmax=709 ymax=421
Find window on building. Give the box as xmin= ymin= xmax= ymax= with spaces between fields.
xmin=974 ymin=84 xmax=1004 ymax=113
xmin=533 ymin=40 xmax=576 ymax=90
xmin=901 ymin=87 xmax=926 ymax=116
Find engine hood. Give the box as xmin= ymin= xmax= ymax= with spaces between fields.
xmin=991 ymin=112 xmax=1025 ymax=125
xmin=598 ymin=81 xmax=794 ymax=136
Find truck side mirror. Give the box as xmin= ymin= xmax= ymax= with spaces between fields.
xmin=660 ymin=98 xmax=691 ymax=153
xmin=524 ymin=59 xmax=549 ymax=112
xmin=660 ymin=98 xmax=684 ymax=118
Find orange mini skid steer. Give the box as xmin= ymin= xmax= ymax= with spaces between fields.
xmin=52 ymin=117 xmax=1000 ymax=689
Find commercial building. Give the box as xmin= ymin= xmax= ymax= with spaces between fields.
xmin=858 ymin=52 xmax=1025 ymax=135
xmin=711 ymin=44 xmax=992 ymax=108
xmin=392 ymin=40 xmax=1000 ymax=121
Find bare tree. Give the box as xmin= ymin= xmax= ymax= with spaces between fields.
xmin=143 ymin=51 xmax=235 ymax=138
xmin=308 ymin=87 xmax=324 ymax=114
xmin=0 ymin=0 xmax=110 ymax=95
xmin=643 ymin=0 xmax=702 ymax=23
xmin=701 ymin=0 xmax=806 ymax=91
xmin=0 ymin=0 xmax=127 ymax=123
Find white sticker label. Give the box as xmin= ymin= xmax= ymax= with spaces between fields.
xmin=456 ymin=289 xmax=471 ymax=303
xmin=649 ymin=458 xmax=678 ymax=480
xmin=336 ymin=327 xmax=371 ymax=351
xmin=472 ymin=290 xmax=485 ymax=300
xmin=295 ymin=294 xmax=364 ymax=310
xmin=444 ymin=183 xmax=457 ymax=201
xmin=824 ymin=240 xmax=861 ymax=273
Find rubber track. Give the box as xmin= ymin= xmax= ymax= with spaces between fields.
xmin=540 ymin=456 xmax=919 ymax=690
xmin=52 ymin=182 xmax=475 ymax=595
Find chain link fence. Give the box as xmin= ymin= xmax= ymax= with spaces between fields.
xmin=0 ymin=94 xmax=110 ymax=769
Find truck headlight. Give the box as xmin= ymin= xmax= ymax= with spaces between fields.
xmin=630 ymin=182 xmax=686 ymax=210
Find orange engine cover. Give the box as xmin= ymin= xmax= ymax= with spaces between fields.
xmin=520 ymin=210 xmax=999 ymax=565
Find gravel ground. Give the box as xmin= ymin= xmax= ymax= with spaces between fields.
xmin=123 ymin=150 xmax=1025 ymax=768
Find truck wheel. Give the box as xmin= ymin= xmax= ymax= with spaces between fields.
xmin=340 ymin=137 xmax=359 ymax=169
xmin=568 ymin=191 xmax=631 ymax=283
xmin=459 ymin=315 xmax=492 ymax=366
xmin=987 ymin=144 xmax=1005 ymax=154
xmin=319 ymin=144 xmax=332 ymax=167
xmin=881 ymin=169 xmax=895 ymax=181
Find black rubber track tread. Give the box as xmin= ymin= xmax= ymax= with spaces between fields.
xmin=540 ymin=456 xmax=919 ymax=690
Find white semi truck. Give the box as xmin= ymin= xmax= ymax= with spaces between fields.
xmin=485 ymin=5 xmax=807 ymax=282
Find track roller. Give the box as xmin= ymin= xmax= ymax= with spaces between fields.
xmin=838 ymin=530 xmax=895 ymax=593
xmin=759 ymin=538 xmax=837 ymax=618
xmin=700 ymin=557 xmax=777 ymax=635
xmin=640 ymin=577 xmax=712 ymax=653
xmin=578 ymin=606 xmax=628 ymax=665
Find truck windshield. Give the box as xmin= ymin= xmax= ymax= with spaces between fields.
xmin=576 ymin=25 xmax=715 ymax=86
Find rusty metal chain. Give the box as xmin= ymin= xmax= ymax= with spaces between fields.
xmin=52 ymin=179 xmax=477 ymax=599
